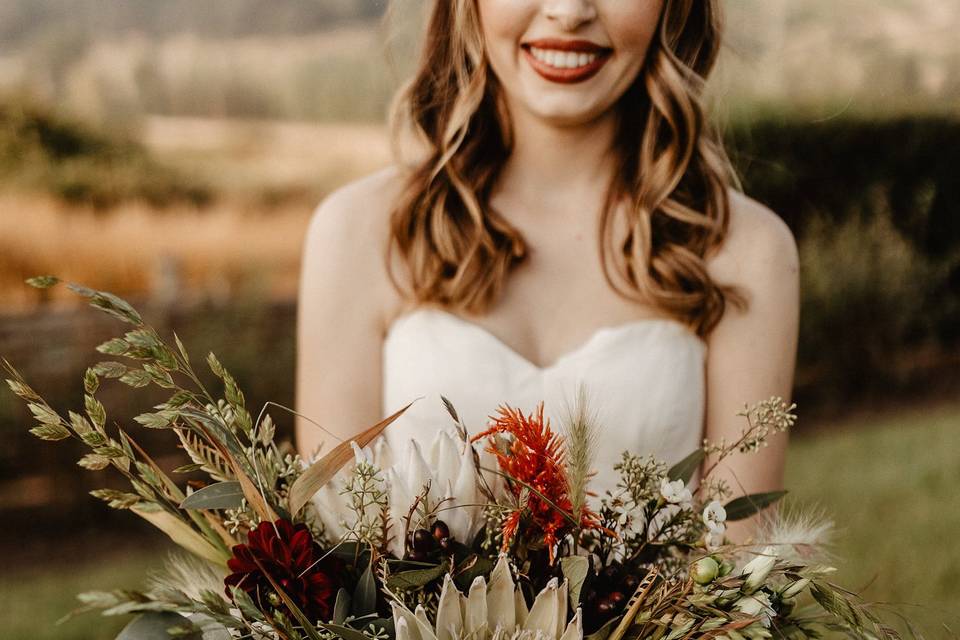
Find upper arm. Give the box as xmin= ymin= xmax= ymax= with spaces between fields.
xmin=702 ymin=190 xmax=800 ymax=536
xmin=295 ymin=168 xmax=404 ymax=460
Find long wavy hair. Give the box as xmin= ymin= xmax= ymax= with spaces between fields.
xmin=386 ymin=0 xmax=744 ymax=337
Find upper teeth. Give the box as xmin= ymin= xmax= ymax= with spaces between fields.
xmin=529 ymin=46 xmax=599 ymax=69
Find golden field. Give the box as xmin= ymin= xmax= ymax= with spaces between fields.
xmin=0 ymin=116 xmax=391 ymax=311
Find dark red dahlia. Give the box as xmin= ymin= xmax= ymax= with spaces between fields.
xmin=224 ymin=519 xmax=342 ymax=622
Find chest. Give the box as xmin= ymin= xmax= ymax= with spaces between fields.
xmin=464 ymin=210 xmax=659 ymax=370
xmin=380 ymin=308 xmax=708 ymax=488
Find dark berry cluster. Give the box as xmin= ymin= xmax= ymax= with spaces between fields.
xmin=582 ymin=561 xmax=642 ymax=630
xmin=405 ymin=519 xmax=452 ymax=561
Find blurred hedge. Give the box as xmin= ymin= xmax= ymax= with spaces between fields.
xmin=726 ymin=115 xmax=960 ymax=407
xmin=0 ymin=98 xmax=211 ymax=209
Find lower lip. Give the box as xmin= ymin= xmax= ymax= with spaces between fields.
xmin=521 ymin=46 xmax=611 ymax=84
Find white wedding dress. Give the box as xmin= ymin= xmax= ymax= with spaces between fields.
xmin=380 ymin=307 xmax=707 ymax=495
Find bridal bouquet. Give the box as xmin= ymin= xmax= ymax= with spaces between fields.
xmin=6 ymin=278 xmax=907 ymax=640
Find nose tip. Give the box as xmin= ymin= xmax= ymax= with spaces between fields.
xmin=544 ymin=0 xmax=598 ymax=31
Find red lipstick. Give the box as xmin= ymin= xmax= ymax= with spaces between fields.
xmin=521 ymin=38 xmax=613 ymax=84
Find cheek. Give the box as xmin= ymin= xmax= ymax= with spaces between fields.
xmin=606 ymin=1 xmax=664 ymax=62
xmin=477 ymin=0 xmax=533 ymax=56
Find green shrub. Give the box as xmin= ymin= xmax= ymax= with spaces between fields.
xmin=726 ymin=115 xmax=960 ymax=407
xmin=727 ymin=115 xmax=960 ymax=261
xmin=0 ymin=98 xmax=211 ymax=209
xmin=797 ymin=205 xmax=953 ymax=402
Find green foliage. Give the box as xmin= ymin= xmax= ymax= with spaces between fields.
xmin=3 ymin=277 xmax=302 ymax=562
xmin=0 ymin=98 xmax=211 ymax=208
xmin=797 ymin=210 xmax=955 ymax=402
xmin=727 ymin=115 xmax=960 ymax=406
xmin=723 ymin=491 xmax=787 ymax=522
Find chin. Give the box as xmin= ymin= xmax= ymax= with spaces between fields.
xmin=507 ymin=62 xmax=627 ymax=127
xmin=518 ymin=90 xmax=613 ymax=127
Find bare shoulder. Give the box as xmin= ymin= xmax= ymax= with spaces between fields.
xmin=305 ymin=165 xmax=405 ymax=249
xmin=707 ymin=189 xmax=799 ymax=289
xmin=300 ymin=165 xmax=408 ymax=326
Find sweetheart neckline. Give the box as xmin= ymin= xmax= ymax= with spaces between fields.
xmin=385 ymin=307 xmax=706 ymax=372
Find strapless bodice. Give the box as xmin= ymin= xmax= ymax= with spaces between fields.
xmin=380 ymin=308 xmax=707 ymax=495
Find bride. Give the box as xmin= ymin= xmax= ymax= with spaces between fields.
xmin=295 ymin=0 xmax=798 ymax=543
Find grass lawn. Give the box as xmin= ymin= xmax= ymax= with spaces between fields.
xmin=1 ymin=541 xmax=170 ymax=640
xmin=785 ymin=401 xmax=960 ymax=636
xmin=4 ymin=401 xmax=958 ymax=639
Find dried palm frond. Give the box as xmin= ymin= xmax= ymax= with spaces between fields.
xmin=177 ymin=428 xmax=233 ymax=482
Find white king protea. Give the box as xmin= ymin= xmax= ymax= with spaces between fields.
xmin=311 ymin=429 xmax=498 ymax=557
xmin=392 ymin=555 xmax=583 ymax=640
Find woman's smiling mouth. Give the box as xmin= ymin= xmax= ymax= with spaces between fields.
xmin=521 ymin=38 xmax=613 ymax=84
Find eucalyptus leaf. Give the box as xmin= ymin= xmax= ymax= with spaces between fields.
xmin=116 ymin=612 xmax=201 ymax=640
xmin=186 ymin=614 xmax=232 ymax=640
xmin=386 ymin=561 xmax=449 ymax=590
xmin=560 ymin=555 xmax=590 ymax=608
xmin=180 ymin=481 xmax=244 ymax=510
xmin=452 ymin=555 xmax=492 ymax=591
xmin=723 ymin=490 xmax=788 ymax=521
xmin=353 ymin=560 xmax=377 ymax=616
xmin=666 ymin=448 xmax=704 ymax=484
xmin=333 ymin=588 xmax=351 ymax=624
xmin=585 ymin=616 xmax=619 ymax=640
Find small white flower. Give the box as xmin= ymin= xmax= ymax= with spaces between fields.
xmin=702 ymin=500 xmax=726 ymax=533
xmin=733 ymin=591 xmax=776 ymax=627
xmin=659 ymin=478 xmax=693 ymax=506
xmin=705 ymin=530 xmax=724 ymax=551
xmin=702 ymin=500 xmax=727 ymax=550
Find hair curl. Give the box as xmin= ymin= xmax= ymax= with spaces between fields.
xmin=386 ymin=0 xmax=743 ymax=337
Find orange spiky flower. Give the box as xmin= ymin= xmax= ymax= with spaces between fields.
xmin=471 ymin=402 xmax=607 ymax=564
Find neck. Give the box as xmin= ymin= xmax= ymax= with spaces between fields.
xmin=495 ymin=103 xmax=620 ymax=212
